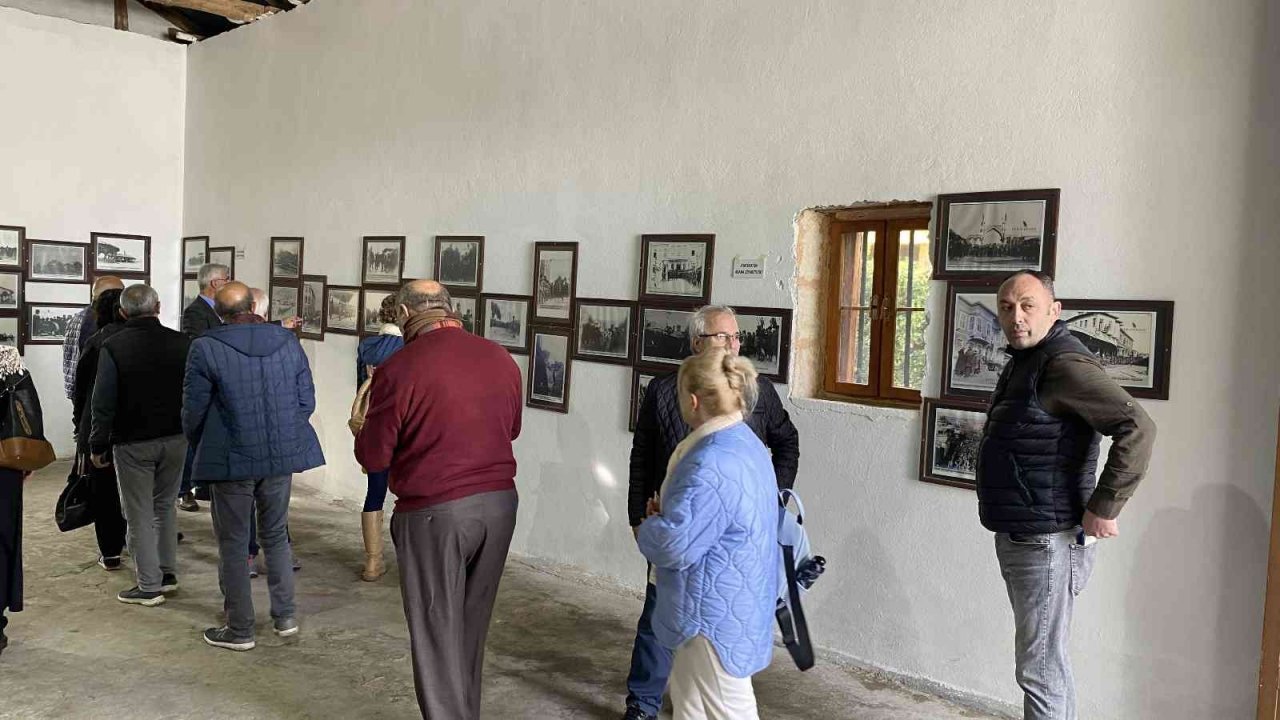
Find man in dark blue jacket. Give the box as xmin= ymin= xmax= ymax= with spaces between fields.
xmin=183 ymin=282 xmax=324 ymax=651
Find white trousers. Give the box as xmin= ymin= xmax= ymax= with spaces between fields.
xmin=670 ymin=635 xmax=760 ymax=720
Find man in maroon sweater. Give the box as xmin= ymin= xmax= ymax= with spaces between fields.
xmin=355 ymin=279 xmax=522 ymax=720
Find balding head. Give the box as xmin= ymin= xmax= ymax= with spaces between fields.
xmin=250 ymin=287 xmax=269 ymax=318
xmin=396 ymin=280 xmax=452 ymax=321
xmin=996 ymin=271 xmax=1061 ymax=350
xmin=91 ymin=275 xmax=124 ymax=301
xmin=214 ymin=281 xmax=254 ymax=319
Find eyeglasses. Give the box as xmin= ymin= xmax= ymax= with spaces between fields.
xmin=698 ymin=332 xmax=744 ymax=343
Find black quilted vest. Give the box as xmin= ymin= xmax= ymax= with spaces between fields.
xmin=976 ymin=321 xmax=1101 ymax=533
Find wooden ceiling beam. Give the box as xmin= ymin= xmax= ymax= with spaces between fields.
xmin=114 ymin=0 xmax=129 ymax=30
xmin=144 ymin=0 xmax=278 ymax=24
xmin=138 ymin=0 xmax=204 ymax=35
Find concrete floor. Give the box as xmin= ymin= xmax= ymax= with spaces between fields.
xmin=0 ymin=463 xmax=1000 ymax=719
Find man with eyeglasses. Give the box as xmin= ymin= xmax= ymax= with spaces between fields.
xmin=621 ymin=304 xmax=800 ymax=720
xmin=177 ymin=263 xmax=231 ymax=512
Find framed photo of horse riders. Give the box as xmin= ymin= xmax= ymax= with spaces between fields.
xmin=941 ymin=282 xmax=1007 ymax=403
xmin=932 ymin=189 xmax=1059 ymax=281
xmin=481 ymin=293 xmax=532 ymax=355
xmin=434 ymin=235 xmax=484 ymax=294
xmin=530 ymin=242 xmax=578 ymax=326
xmin=731 ymin=305 xmax=792 ymax=385
xmin=638 ymin=234 xmax=714 ymax=306
xmin=919 ymin=397 xmax=986 ymax=490
xmin=572 ymin=298 xmax=637 ymax=366
xmin=362 ymin=236 xmax=405 ymax=288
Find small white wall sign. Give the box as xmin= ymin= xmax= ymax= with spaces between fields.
xmin=731 ymin=255 xmax=766 ymax=280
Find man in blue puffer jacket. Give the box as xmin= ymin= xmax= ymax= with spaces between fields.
xmin=183 ymin=282 xmax=325 ymax=652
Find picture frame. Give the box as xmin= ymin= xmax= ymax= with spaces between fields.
xmin=0 ymin=315 xmax=19 ymax=352
xmin=360 ymin=287 xmax=397 ymax=336
xmin=1058 ymin=299 xmax=1174 ymax=400
xmin=182 ymin=236 xmax=208 ymax=278
xmin=638 ymin=234 xmax=715 ymax=306
xmin=919 ymin=397 xmax=987 ymax=490
xmin=573 ymin=298 xmax=637 ymax=365
xmin=299 ymin=275 xmax=327 ymax=341
xmin=0 ymin=225 xmax=23 ymax=271
xmin=434 ymin=235 xmax=484 ymax=293
xmin=637 ymin=304 xmax=695 ymax=367
xmin=0 ymin=272 xmax=21 ymax=311
xmin=270 ymin=283 xmax=300 ymax=325
xmin=91 ymin=232 xmax=150 ymax=277
xmin=941 ymin=282 xmax=1007 ymax=403
xmin=271 ymin=237 xmax=304 ymax=280
xmin=362 ymin=236 xmax=405 ymax=288
xmin=481 ymin=293 xmax=531 ymax=354
xmin=932 ymin=189 xmax=1059 ymax=280
xmin=629 ymin=366 xmax=664 ymax=432
xmin=531 ymin=242 xmax=578 ymax=326
xmin=25 ymin=239 xmax=87 ymax=284
xmin=182 ymin=278 xmax=201 ymax=311
xmin=208 ymin=245 xmax=236 ymax=280
xmin=732 ymin=306 xmax=793 ymax=384
xmin=451 ymin=292 xmax=479 ymax=334
xmin=527 ymin=325 xmax=572 ymax=413
xmin=324 ymin=284 xmax=361 ymax=336
xmin=24 ymin=302 xmax=86 ymax=345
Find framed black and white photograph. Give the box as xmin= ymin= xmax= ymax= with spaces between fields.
xmin=361 ymin=288 xmax=396 ymax=335
xmin=92 ymin=232 xmax=150 ymax=276
xmin=324 ymin=285 xmax=361 ymax=336
xmin=0 ymin=273 xmax=20 ymax=311
xmin=0 ymin=225 xmax=23 ymax=271
xmin=183 ymin=278 xmax=200 ymax=310
xmin=363 ymin=236 xmax=405 ymax=287
xmin=299 ymin=275 xmax=326 ymax=341
xmin=942 ymin=282 xmax=1008 ymax=402
xmin=733 ymin=306 xmax=792 ymax=384
xmin=573 ymin=299 xmax=636 ymax=365
xmin=451 ymin=293 xmax=478 ymax=334
xmin=933 ymin=189 xmax=1059 ymax=280
xmin=435 ymin=236 xmax=484 ymax=293
xmin=1059 ymin=299 xmax=1174 ymax=400
xmin=208 ymin=246 xmax=236 ymax=279
xmin=638 ymin=306 xmax=695 ymax=367
xmin=271 ymin=237 xmax=303 ymax=280
xmin=630 ymin=367 xmax=661 ymax=432
xmin=919 ymin=398 xmax=987 ymax=490
xmin=25 ymin=239 xmax=87 ymax=283
xmin=528 ymin=326 xmax=572 ymax=413
xmin=0 ymin=316 xmax=18 ymax=350
xmin=182 ymin=236 xmax=208 ymax=277
xmin=482 ymin=293 xmax=531 ymax=354
xmin=24 ymin=303 xmax=85 ymax=345
xmin=639 ymin=234 xmax=715 ymax=306
xmin=531 ymin=242 xmax=577 ymax=325
xmin=270 ymin=284 xmax=299 ymax=324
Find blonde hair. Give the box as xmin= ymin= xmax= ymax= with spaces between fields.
xmin=678 ymin=347 xmax=758 ymax=417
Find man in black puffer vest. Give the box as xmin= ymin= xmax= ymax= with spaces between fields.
xmin=978 ymin=271 xmax=1156 ymax=720
xmin=621 ymin=304 xmax=800 ymax=720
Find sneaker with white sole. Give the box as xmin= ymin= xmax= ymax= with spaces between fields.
xmin=117 ymin=586 xmax=165 ymax=606
xmin=160 ymin=574 xmax=179 ymax=593
xmin=273 ymin=617 xmax=299 ymax=637
xmin=97 ymin=556 xmax=122 ymax=571
xmin=203 ymin=626 xmax=255 ymax=651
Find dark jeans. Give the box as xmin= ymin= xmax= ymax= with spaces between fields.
xmin=625 ymin=578 xmax=673 ymax=715
xmin=363 ymin=470 xmax=389 ymax=512
xmin=88 ymin=462 xmax=126 ymax=559
xmin=247 ymin=512 xmax=292 ymax=557
xmin=179 ymin=444 xmax=195 ymax=496
xmin=210 ymin=476 xmax=295 ymax=637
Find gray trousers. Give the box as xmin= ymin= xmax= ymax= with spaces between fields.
xmin=392 ymin=489 xmax=518 ymax=720
xmin=113 ymin=435 xmax=187 ymax=593
xmin=994 ymin=529 xmax=1098 ymax=720
xmin=209 ymin=475 xmax=295 ymax=637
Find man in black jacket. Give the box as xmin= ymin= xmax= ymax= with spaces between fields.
xmin=90 ymin=285 xmax=192 ymax=607
xmin=178 ymin=262 xmax=230 ymax=511
xmin=621 ymin=304 xmax=800 ymax=720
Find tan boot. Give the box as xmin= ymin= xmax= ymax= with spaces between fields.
xmin=360 ymin=511 xmax=386 ymax=582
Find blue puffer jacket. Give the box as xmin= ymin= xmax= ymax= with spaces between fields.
xmin=637 ymin=421 xmax=779 ymax=678
xmin=356 ymin=328 xmax=404 ymax=386
xmin=182 ymin=320 xmax=325 ymax=482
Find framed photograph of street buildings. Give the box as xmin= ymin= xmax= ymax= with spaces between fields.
xmin=528 ymin=326 xmax=572 ymax=413
xmin=271 ymin=237 xmax=303 ymax=280
xmin=270 ymin=284 xmax=299 ymax=325
xmin=26 ymin=239 xmax=86 ymax=283
xmin=92 ymin=232 xmax=150 ymax=277
xmin=932 ymin=189 xmax=1059 ymax=280
xmin=733 ymin=306 xmax=792 ymax=384
xmin=208 ymin=246 xmax=236 ymax=280
xmin=531 ymin=242 xmax=577 ymax=325
xmin=639 ymin=234 xmax=714 ymax=306
xmin=941 ymin=282 xmax=1008 ymax=402
xmin=363 ymin=236 xmax=405 ymax=288
xmin=573 ymin=299 xmax=636 ymax=365
xmin=299 ymin=275 xmax=326 ymax=341
xmin=1059 ymin=299 xmax=1174 ymax=400
xmin=361 ymin=288 xmax=396 ymax=335
xmin=452 ymin=293 xmax=478 ymax=334
xmin=435 ymin=236 xmax=484 ymax=293
xmin=182 ymin=236 xmax=208 ymax=277
xmin=482 ymin=293 xmax=531 ymax=354
xmin=0 ymin=225 xmax=23 ymax=271
xmin=324 ymin=285 xmax=360 ymax=336
xmin=25 ymin=303 xmax=85 ymax=345
xmin=638 ymin=305 xmax=694 ymax=367
xmin=630 ymin=367 xmax=660 ymax=432
xmin=919 ymin=398 xmax=987 ymax=490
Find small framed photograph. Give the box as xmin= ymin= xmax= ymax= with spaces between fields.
xmin=24 ymin=302 xmax=86 ymax=345
xmin=0 ymin=225 xmax=23 ymax=271
xmin=363 ymin=236 xmax=405 ymax=287
xmin=183 ymin=278 xmax=201 ymax=310
xmin=271 ymin=237 xmax=303 ymax=280
xmin=434 ymin=236 xmax=484 ymax=293
xmin=1059 ymin=299 xmax=1174 ymax=400
xmin=629 ymin=366 xmax=663 ymax=432
xmin=91 ymin=232 xmax=150 ymax=277
xmin=941 ymin=282 xmax=1007 ymax=402
xmin=527 ymin=325 xmax=572 ymax=413
xmin=0 ymin=272 xmax=20 ymax=311
xmin=361 ymin=288 xmax=397 ymax=335
xmin=325 ymin=285 xmax=361 ymax=336
xmin=0 ymin=316 xmax=18 ymax=351
xmin=26 ymin=239 xmax=87 ymax=283
xmin=732 ymin=306 xmax=792 ymax=384
xmin=270 ymin=284 xmax=299 ymax=325
xmin=182 ymin=236 xmax=208 ymax=277
xmin=637 ymin=305 xmax=695 ymax=367
xmin=573 ymin=298 xmax=637 ymax=365
xmin=299 ymin=275 xmax=327 ymax=341
xmin=208 ymin=245 xmax=236 ymax=279
xmin=919 ymin=397 xmax=987 ymax=490
xmin=481 ymin=293 xmax=531 ymax=354
xmin=531 ymin=242 xmax=578 ymax=325
xmin=639 ymin=234 xmax=715 ymax=306
xmin=932 ymin=189 xmax=1059 ymax=280
xmin=451 ymin=292 xmax=479 ymax=334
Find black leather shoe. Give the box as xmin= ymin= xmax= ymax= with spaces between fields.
xmin=622 ymin=706 xmax=656 ymax=720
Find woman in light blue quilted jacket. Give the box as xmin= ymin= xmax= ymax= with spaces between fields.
xmin=637 ymin=348 xmax=779 ymax=719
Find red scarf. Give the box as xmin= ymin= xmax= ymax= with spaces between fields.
xmin=403 ymin=308 xmax=461 ymax=342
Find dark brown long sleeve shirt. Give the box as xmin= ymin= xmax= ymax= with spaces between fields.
xmin=1038 ymin=355 xmax=1157 ymax=519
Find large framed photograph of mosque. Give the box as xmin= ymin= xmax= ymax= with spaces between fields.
xmin=1058 ymin=299 xmax=1174 ymax=400
xmin=919 ymin=397 xmax=986 ymax=490
xmin=932 ymin=189 xmax=1059 ymax=280
xmin=638 ymin=234 xmax=714 ymax=306
xmin=941 ymin=282 xmax=1008 ymax=402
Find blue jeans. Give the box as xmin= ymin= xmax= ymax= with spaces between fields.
xmin=210 ymin=476 xmax=295 ymax=636
xmin=625 ymin=579 xmax=673 ymax=715
xmin=994 ymin=529 xmax=1097 ymax=720
xmin=363 ymin=470 xmax=389 ymax=512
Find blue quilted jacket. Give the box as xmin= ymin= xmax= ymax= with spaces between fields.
xmin=637 ymin=421 xmax=779 ymax=678
xmin=182 ymin=320 xmax=325 ymax=483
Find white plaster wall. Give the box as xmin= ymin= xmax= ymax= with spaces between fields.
xmin=0 ymin=7 xmax=186 ymax=456
xmin=181 ymin=1 xmax=1280 ymax=717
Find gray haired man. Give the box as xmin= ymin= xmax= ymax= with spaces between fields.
xmin=90 ymin=285 xmax=192 ymax=607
